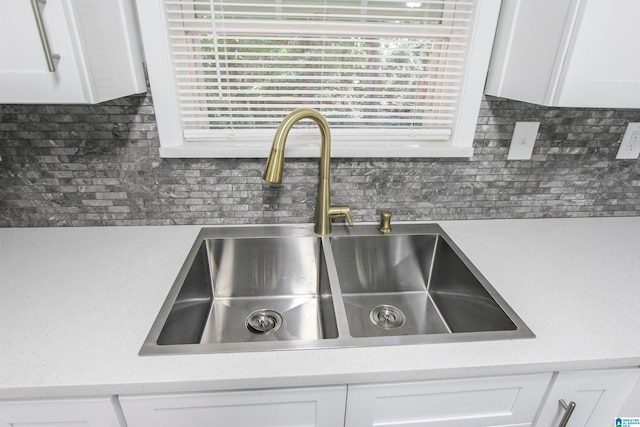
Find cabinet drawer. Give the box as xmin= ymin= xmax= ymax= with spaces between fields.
xmin=120 ymin=385 xmax=347 ymax=427
xmin=345 ymin=373 xmax=552 ymax=427
xmin=0 ymin=397 xmax=124 ymax=427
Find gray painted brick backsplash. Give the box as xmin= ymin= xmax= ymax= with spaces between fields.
xmin=1 ymin=91 xmax=639 ymax=227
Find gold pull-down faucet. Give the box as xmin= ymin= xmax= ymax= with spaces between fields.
xmin=263 ymin=108 xmax=352 ymax=236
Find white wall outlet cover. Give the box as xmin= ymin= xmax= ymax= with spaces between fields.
xmin=507 ymin=122 xmax=540 ymax=160
xmin=616 ymin=123 xmax=640 ymax=159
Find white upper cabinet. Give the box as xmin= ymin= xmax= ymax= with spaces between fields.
xmin=485 ymin=0 xmax=640 ymax=108
xmin=0 ymin=0 xmax=146 ymax=104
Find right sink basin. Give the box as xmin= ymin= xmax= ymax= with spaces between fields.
xmin=330 ymin=227 xmax=526 ymax=340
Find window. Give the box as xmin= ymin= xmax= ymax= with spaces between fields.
xmin=136 ymin=0 xmax=501 ymax=158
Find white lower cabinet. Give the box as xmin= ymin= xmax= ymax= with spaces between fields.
xmin=0 ymin=396 xmax=125 ymax=427
xmin=344 ymin=373 xmax=552 ymax=427
xmin=534 ymin=368 xmax=640 ymax=427
xmin=619 ymin=374 xmax=640 ymax=417
xmin=119 ymin=385 xmax=347 ymax=427
xmin=4 ymin=369 xmax=638 ymax=427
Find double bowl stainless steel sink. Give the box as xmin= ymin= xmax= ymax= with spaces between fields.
xmin=140 ymin=224 xmax=534 ymax=355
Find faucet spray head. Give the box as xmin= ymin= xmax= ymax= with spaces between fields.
xmin=263 ymin=147 xmax=284 ymax=183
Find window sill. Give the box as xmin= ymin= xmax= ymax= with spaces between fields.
xmin=159 ymin=141 xmax=474 ymax=159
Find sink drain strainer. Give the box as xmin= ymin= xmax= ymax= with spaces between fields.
xmin=246 ymin=309 xmax=283 ymax=334
xmin=370 ymin=305 xmax=406 ymax=330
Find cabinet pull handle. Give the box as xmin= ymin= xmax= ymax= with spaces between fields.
xmin=30 ymin=0 xmax=57 ymax=72
xmin=558 ymin=399 xmax=576 ymax=427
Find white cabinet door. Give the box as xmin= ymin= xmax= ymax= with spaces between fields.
xmin=554 ymin=0 xmax=640 ymax=108
xmin=534 ymin=368 xmax=640 ymax=427
xmin=345 ymin=373 xmax=552 ymax=427
xmin=618 ymin=375 xmax=640 ymax=417
xmin=485 ymin=0 xmax=640 ymax=108
xmin=0 ymin=0 xmax=145 ymax=104
xmin=0 ymin=0 xmax=85 ymax=102
xmin=119 ymin=385 xmax=347 ymax=427
xmin=0 ymin=396 xmax=125 ymax=427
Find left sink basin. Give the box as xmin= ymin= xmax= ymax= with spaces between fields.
xmin=140 ymin=227 xmax=338 ymax=355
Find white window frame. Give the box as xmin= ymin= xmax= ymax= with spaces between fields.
xmin=135 ymin=0 xmax=501 ymax=158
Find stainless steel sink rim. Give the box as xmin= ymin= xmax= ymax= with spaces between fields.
xmin=140 ymin=223 xmax=535 ymax=355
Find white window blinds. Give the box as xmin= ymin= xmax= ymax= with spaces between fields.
xmin=164 ymin=0 xmax=475 ymax=143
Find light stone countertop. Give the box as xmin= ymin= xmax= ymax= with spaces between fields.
xmin=1 ymin=217 xmax=639 ymax=400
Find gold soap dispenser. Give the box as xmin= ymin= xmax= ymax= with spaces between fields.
xmin=378 ymin=210 xmax=392 ymax=234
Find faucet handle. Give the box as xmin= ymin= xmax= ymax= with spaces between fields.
xmin=328 ymin=205 xmax=353 ymax=227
